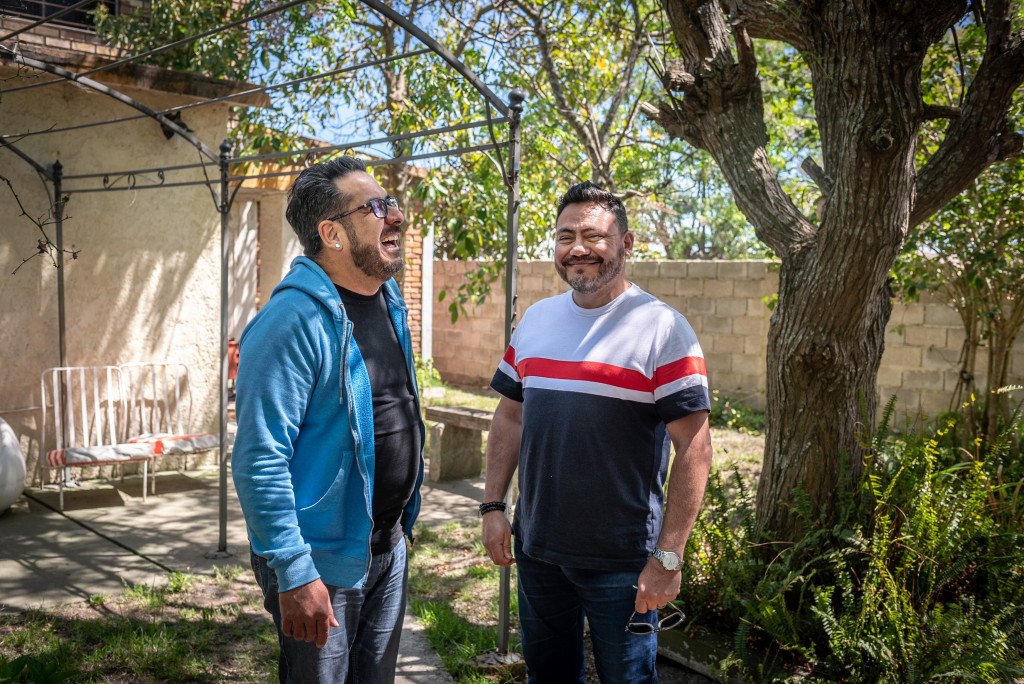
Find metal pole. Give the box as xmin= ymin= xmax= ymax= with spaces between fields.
xmin=53 ymin=160 xmax=66 ymax=370
xmin=53 ymin=161 xmax=69 ymax=483
xmin=208 ymin=139 xmax=233 ymax=559
xmin=498 ymin=88 xmax=525 ymax=658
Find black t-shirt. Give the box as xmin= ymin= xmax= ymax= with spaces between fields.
xmin=336 ymin=285 xmax=421 ymax=555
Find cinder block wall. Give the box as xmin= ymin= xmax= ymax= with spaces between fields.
xmin=432 ymin=260 xmax=1024 ymax=418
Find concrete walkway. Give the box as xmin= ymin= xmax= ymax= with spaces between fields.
xmin=0 ymin=468 xmax=483 ymax=684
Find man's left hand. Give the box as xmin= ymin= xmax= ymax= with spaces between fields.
xmin=634 ymin=557 xmax=681 ymax=614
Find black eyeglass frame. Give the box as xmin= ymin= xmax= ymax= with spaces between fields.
xmin=624 ymin=606 xmax=685 ymax=635
xmin=326 ymin=196 xmax=400 ymax=223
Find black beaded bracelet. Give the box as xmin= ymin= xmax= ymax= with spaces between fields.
xmin=479 ymin=501 xmax=507 ymax=515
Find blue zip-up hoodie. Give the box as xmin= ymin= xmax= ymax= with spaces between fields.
xmin=232 ymin=256 xmax=425 ymax=593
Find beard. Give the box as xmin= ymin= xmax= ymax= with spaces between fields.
xmin=344 ymin=222 xmax=403 ymax=281
xmin=555 ymin=242 xmax=626 ymax=294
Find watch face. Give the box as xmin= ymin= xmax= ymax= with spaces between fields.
xmin=657 ymin=549 xmax=680 ymax=570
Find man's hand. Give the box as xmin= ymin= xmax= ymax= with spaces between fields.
xmin=634 ymin=557 xmax=681 ymax=614
xmin=481 ymin=511 xmax=516 ymax=566
xmin=279 ymin=578 xmax=340 ymax=648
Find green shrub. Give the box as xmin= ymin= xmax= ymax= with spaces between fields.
xmin=709 ymin=391 xmax=766 ymax=435
xmin=415 ymin=357 xmax=446 ymax=390
xmin=679 ymin=401 xmax=1024 ymax=682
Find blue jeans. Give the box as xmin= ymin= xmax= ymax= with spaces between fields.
xmin=251 ymin=539 xmax=408 ymax=684
xmin=515 ymin=538 xmax=658 ymax=684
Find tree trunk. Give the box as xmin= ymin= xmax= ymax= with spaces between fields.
xmin=758 ymin=253 xmax=893 ymax=535
xmin=952 ymin=296 xmax=981 ymax=450
xmin=985 ymin=302 xmax=1024 ymax=448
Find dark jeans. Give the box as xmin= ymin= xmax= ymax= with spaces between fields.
xmin=251 ymin=540 xmax=408 ymax=684
xmin=515 ymin=537 xmax=659 ymax=684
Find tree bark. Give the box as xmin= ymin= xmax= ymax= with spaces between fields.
xmin=646 ymin=0 xmax=1024 ymax=541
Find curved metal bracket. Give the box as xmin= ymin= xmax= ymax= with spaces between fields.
xmin=102 ymin=169 xmax=165 ymax=190
xmin=8 ymin=52 xmax=220 ymax=163
xmin=1 ymin=139 xmax=52 ymax=180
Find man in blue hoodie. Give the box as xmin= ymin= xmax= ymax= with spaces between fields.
xmin=232 ymin=156 xmax=425 ymax=683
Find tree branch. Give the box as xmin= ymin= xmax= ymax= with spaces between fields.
xmin=911 ymin=16 xmax=1024 ymax=229
xmin=727 ymin=0 xmax=812 ymax=51
xmin=800 ymin=156 xmax=832 ymax=193
xmin=650 ymin=0 xmax=815 ymax=256
xmin=510 ymin=0 xmax=597 ymax=164
xmin=597 ymin=0 xmax=645 ymax=142
xmin=608 ymin=72 xmax=649 ymax=162
xmin=451 ymin=2 xmax=496 ymax=59
xmin=922 ymin=104 xmax=962 ymax=121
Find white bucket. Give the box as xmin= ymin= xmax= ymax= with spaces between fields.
xmin=0 ymin=417 xmax=27 ymax=512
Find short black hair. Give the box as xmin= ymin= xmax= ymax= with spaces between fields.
xmin=285 ymin=156 xmax=367 ymax=257
xmin=555 ymin=181 xmax=628 ymax=234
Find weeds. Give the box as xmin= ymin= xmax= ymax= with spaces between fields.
xmin=166 ymin=572 xmax=195 ymax=594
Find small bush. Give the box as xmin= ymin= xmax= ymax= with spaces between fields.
xmin=710 ymin=391 xmax=766 ymax=435
xmin=416 ymin=357 xmax=446 ymax=390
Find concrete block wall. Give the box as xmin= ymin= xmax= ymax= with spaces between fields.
xmin=432 ymin=260 xmax=1024 ymax=419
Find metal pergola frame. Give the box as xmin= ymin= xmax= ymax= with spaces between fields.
xmin=1 ymin=0 xmax=522 ymax=657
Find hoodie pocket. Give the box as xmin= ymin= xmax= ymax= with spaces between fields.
xmin=294 ymin=453 xmax=367 ymax=542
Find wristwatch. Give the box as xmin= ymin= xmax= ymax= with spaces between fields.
xmin=652 ymin=548 xmax=681 ymax=571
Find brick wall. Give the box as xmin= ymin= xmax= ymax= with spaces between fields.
xmin=0 ymin=7 xmax=139 ymax=63
xmin=402 ymin=225 xmax=424 ymax=355
xmin=432 ymin=260 xmax=1024 ymax=418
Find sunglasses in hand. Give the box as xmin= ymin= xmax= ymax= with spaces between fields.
xmin=625 ymin=606 xmax=685 ymax=635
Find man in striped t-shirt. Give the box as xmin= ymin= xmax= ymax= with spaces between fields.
xmin=481 ymin=182 xmax=713 ymax=683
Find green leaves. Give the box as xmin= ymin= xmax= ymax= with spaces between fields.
xmin=0 ymin=655 xmax=77 ymax=684
xmin=678 ymin=408 xmax=1024 ymax=680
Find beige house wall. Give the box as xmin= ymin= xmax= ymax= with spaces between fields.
xmin=0 ymin=78 xmax=234 ymax=479
xmin=432 ymin=260 xmax=1024 ymax=418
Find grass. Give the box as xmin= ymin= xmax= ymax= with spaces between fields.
xmin=422 ymin=383 xmax=503 ymax=412
xmin=407 ymin=522 xmax=523 ymax=684
xmin=0 ymin=566 xmax=277 ymax=683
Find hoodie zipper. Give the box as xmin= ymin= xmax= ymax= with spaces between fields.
xmin=339 ymin=302 xmax=374 ymax=579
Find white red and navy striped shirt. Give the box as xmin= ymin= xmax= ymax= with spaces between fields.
xmin=491 ymin=284 xmax=710 ymax=570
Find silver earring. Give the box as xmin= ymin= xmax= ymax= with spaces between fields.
xmin=335 ymin=243 xmax=341 ymax=248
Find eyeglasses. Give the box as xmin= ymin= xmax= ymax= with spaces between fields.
xmin=625 ymin=606 xmax=685 ymax=635
xmin=327 ymin=196 xmax=400 ymax=222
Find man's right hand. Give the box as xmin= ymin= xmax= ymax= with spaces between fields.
xmin=279 ymin=578 xmax=340 ymax=648
xmin=482 ymin=511 xmax=516 ymax=566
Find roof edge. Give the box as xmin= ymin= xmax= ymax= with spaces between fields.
xmin=2 ymin=44 xmax=271 ymax=107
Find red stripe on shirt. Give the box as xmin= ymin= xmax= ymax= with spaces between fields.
xmin=517 ymin=357 xmax=652 ymax=392
xmin=652 ymin=356 xmax=707 ymax=389
xmin=502 ymin=345 xmax=517 ymax=368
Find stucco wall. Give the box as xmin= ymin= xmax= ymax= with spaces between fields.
xmin=0 ymin=77 xmax=233 ymax=481
xmin=432 ymin=260 xmax=1024 ymax=418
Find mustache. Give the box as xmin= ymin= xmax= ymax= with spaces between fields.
xmin=562 ymin=256 xmax=603 ymax=266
